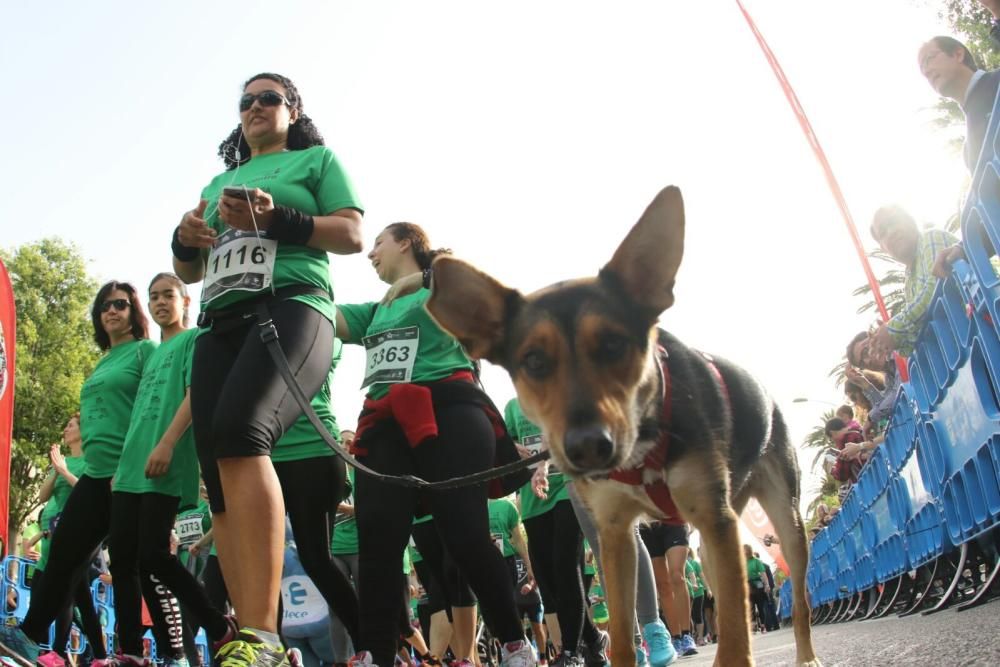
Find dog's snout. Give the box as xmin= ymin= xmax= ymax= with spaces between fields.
xmin=564 ymin=425 xmax=615 ymax=470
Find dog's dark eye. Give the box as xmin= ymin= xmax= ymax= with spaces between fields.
xmin=521 ymin=349 xmax=552 ymax=379
xmin=594 ymin=333 xmax=629 ymax=363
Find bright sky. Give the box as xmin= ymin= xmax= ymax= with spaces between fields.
xmin=2 ymin=1 xmax=971 ymax=522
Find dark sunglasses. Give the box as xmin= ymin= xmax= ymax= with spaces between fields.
xmin=239 ymin=90 xmax=290 ymax=112
xmin=100 ymin=298 xmax=130 ymax=313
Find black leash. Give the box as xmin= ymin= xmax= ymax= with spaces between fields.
xmin=256 ymin=308 xmax=550 ymax=489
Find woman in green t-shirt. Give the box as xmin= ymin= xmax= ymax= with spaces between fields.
xmin=335 ymin=223 xmax=532 ymax=667
xmin=1 ymin=281 xmax=155 ymax=667
xmin=744 ymin=544 xmax=770 ymax=634
xmin=32 ymin=415 xmax=105 ymax=665
xmin=171 ymin=72 xmax=364 ymax=665
xmin=107 ymin=273 xmax=237 ymax=666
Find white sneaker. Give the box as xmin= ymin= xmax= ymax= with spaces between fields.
xmin=501 ymin=640 xmax=537 ymax=667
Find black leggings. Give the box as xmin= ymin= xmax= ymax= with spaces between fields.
xmin=411 ymin=519 xmax=478 ymax=615
xmin=749 ymin=588 xmax=769 ymax=629
xmin=690 ymin=595 xmax=704 ymax=628
xmin=108 ymin=491 xmax=230 ymax=656
xmin=523 ymin=499 xmax=598 ymax=653
xmin=35 ymin=568 xmax=105 ymax=660
xmin=191 ymin=298 xmax=333 ymax=511
xmin=273 ymin=456 xmax=359 ymax=647
xmin=202 ymin=555 xmax=230 ymax=614
xmin=20 ymin=475 xmax=110 ymax=647
xmin=354 ymin=403 xmax=523 ymax=667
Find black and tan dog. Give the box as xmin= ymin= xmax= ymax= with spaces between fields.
xmin=424 ymin=187 xmax=821 ymax=667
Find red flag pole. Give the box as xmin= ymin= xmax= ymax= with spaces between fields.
xmin=0 ymin=258 xmax=16 ymax=557
xmin=734 ymin=1 xmax=908 ymax=379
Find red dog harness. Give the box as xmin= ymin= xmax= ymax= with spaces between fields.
xmin=607 ymin=347 xmax=729 ymax=526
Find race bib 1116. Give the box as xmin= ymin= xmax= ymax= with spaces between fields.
xmin=202 ymin=229 xmax=277 ymax=302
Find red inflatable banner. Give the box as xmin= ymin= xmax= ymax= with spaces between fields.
xmin=740 ymin=497 xmax=790 ymax=576
xmin=0 ymin=259 xmax=15 ymax=557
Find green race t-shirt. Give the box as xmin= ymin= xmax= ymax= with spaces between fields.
xmin=686 ymin=558 xmax=705 ymax=598
xmin=198 ymin=145 xmax=363 ymax=320
xmin=272 ymin=339 xmax=342 ymax=463
xmin=488 ymin=498 xmax=520 ymax=558
xmin=747 ymin=557 xmax=767 ymax=588
xmin=37 ymin=456 xmax=86 ymax=571
xmin=331 ymin=467 xmax=358 ymax=555
xmin=113 ymin=329 xmax=199 ymax=506
xmin=80 ymin=338 xmax=158 ymax=478
xmin=505 ymin=398 xmax=568 ymax=520
xmin=338 ymin=289 xmax=472 ymax=399
xmin=176 ymin=499 xmax=213 ymax=568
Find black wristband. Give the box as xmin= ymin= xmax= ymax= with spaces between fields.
xmin=422 ymin=267 xmax=433 ymax=289
xmin=171 ymin=226 xmax=200 ymax=262
xmin=266 ymin=205 xmax=315 ymax=245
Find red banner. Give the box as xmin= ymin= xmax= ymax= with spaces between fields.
xmin=0 ymin=259 xmax=15 ymax=557
xmin=740 ymin=497 xmax=789 ymax=576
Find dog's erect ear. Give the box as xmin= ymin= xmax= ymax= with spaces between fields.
xmin=425 ymin=256 xmax=522 ymax=363
xmin=601 ymin=185 xmax=685 ymax=316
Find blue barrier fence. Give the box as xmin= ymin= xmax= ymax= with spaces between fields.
xmin=0 ymin=558 xmax=209 ymax=664
xmin=807 ymin=96 xmax=1000 ymax=608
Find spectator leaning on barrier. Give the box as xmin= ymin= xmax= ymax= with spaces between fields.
xmin=918 ymin=32 xmax=1000 ymax=173
xmin=846 ymin=332 xmax=897 ymax=432
xmin=866 ymin=206 xmax=959 ymax=361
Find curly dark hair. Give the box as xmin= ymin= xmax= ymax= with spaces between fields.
xmin=91 ymin=281 xmax=150 ymax=351
xmin=217 ymin=73 xmax=325 ymax=170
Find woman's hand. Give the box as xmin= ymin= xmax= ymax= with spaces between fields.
xmin=50 ymin=444 xmax=67 ymax=475
xmin=531 ymin=463 xmax=550 ymax=500
xmin=145 ymin=441 xmax=175 ymax=478
xmin=218 ymin=188 xmax=275 ymax=233
xmin=178 ymin=200 xmax=217 ymax=249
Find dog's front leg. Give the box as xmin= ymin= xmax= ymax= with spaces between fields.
xmin=668 ymin=455 xmax=754 ymax=667
xmin=576 ymin=480 xmax=640 ymax=667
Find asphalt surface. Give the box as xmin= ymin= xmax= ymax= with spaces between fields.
xmin=682 ymin=597 xmax=1000 ymax=666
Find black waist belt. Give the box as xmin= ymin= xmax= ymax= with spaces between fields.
xmin=197 ymin=285 xmax=328 ymax=330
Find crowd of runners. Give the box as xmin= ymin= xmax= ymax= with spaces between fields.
xmin=0 ymin=71 xmax=783 ymax=667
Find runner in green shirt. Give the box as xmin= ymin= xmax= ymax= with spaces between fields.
xmin=685 ymin=550 xmax=706 ymax=645
xmin=0 ymin=281 xmax=153 ymax=666
xmin=744 ymin=544 xmax=770 ymax=634
xmin=107 ymin=273 xmax=236 ymax=665
xmin=334 ymin=223 xmax=532 ymax=667
xmin=506 ymin=398 xmax=606 ymax=664
xmin=271 ymin=340 xmax=358 ymax=651
xmin=171 ymin=72 xmax=364 ymax=666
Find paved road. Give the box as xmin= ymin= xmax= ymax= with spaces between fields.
xmin=681 ymin=597 xmax=1000 ymax=665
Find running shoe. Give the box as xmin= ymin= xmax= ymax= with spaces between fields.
xmin=548 ymin=652 xmax=583 ymax=667
xmin=0 ymin=627 xmax=40 ymax=665
xmin=348 ymin=652 xmax=377 ymax=667
xmin=35 ymin=652 xmax=65 ymax=667
xmin=216 ymin=630 xmax=288 ymax=667
xmin=212 ymin=616 xmax=240 ymax=654
xmin=580 ymin=631 xmax=609 ymax=667
xmin=641 ymin=621 xmax=676 ymax=667
xmin=501 ymin=640 xmax=538 ymax=667
xmin=286 ymin=649 xmax=303 ymax=667
xmin=635 ymin=644 xmax=648 ymax=667
xmin=677 ymin=634 xmax=697 ymax=657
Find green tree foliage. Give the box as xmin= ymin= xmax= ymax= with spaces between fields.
xmin=0 ymin=239 xmax=99 ymax=543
